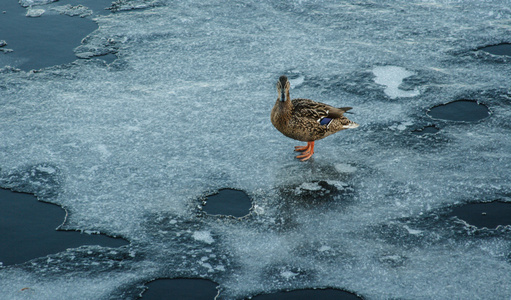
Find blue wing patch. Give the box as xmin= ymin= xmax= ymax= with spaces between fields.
xmin=319 ymin=117 xmax=333 ymax=126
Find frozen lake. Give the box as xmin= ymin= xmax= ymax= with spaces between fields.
xmin=1 ymin=0 xmax=510 ymax=299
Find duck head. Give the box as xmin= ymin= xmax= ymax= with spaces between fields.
xmin=276 ymin=75 xmax=290 ymax=102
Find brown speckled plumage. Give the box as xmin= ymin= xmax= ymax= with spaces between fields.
xmin=271 ymin=75 xmax=359 ymax=161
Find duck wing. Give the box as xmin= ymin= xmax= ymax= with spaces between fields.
xmin=292 ymin=99 xmax=351 ymax=120
xmin=327 ymin=106 xmax=352 ymax=118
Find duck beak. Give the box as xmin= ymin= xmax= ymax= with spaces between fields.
xmin=281 ymin=89 xmax=286 ymax=102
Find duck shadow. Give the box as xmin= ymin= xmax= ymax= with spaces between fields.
xmin=271 ymin=161 xmax=358 ymax=229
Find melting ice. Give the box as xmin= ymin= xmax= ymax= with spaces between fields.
xmin=1 ymin=0 xmax=511 ymax=299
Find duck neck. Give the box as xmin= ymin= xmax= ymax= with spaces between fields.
xmin=274 ymin=97 xmax=293 ymax=122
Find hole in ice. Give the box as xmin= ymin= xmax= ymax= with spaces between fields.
xmin=449 ymin=201 xmax=511 ymax=229
xmin=250 ymin=288 xmax=362 ymax=300
xmin=140 ymin=278 xmax=218 ymax=300
xmin=201 ymin=188 xmax=252 ymax=218
xmin=427 ymin=100 xmax=489 ymax=122
xmin=0 ymin=0 xmax=108 ymax=71
xmin=412 ymin=125 xmax=439 ymax=135
xmin=0 ymin=188 xmax=129 ymax=266
xmin=479 ymin=43 xmax=511 ymax=57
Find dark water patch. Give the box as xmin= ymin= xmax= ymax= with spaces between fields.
xmin=0 ymin=188 xmax=128 ymax=266
xmin=449 ymin=201 xmax=511 ymax=229
xmin=427 ymin=100 xmax=489 ymax=122
xmin=202 ymin=188 xmax=252 ymax=218
xmin=0 ymin=0 xmax=107 ymax=71
xmin=412 ymin=125 xmax=439 ymax=135
xmin=250 ymin=288 xmax=362 ymax=300
xmin=479 ymin=43 xmax=511 ymax=57
xmin=140 ymin=278 xmax=218 ymax=300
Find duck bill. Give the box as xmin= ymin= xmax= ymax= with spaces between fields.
xmin=280 ymin=90 xmax=286 ymax=102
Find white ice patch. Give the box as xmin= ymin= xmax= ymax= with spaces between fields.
xmin=318 ymin=246 xmax=332 ymax=252
xmin=403 ymin=225 xmax=423 ymax=235
xmin=19 ymin=0 xmax=57 ymax=7
xmin=334 ymin=163 xmax=357 ymax=173
xmin=192 ymin=231 xmax=214 ymax=244
xmin=52 ymin=5 xmax=92 ymax=17
xmin=35 ymin=165 xmax=56 ymax=174
xmin=325 ymin=180 xmax=349 ymax=190
xmin=288 ymin=75 xmax=305 ymax=87
xmin=389 ymin=121 xmax=414 ymax=131
xmin=297 ymin=182 xmax=323 ymax=191
xmin=253 ymin=204 xmax=265 ymax=215
xmin=26 ymin=8 xmax=45 ymax=17
xmin=215 ymin=265 xmax=226 ymax=271
xmin=372 ymin=66 xmax=420 ymax=99
xmin=95 ymin=145 xmax=111 ymax=159
xmin=280 ymin=271 xmax=298 ymax=280
xmin=199 ymin=261 xmax=214 ymax=272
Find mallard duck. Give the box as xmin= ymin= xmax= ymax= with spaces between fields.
xmin=271 ymin=75 xmax=359 ymax=161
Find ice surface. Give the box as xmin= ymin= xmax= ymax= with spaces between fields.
xmin=19 ymin=0 xmax=57 ymax=7
xmin=25 ymin=8 xmax=45 ymax=17
xmin=0 ymin=40 xmax=13 ymax=54
xmin=1 ymin=0 xmax=511 ymax=299
xmin=193 ymin=231 xmax=215 ymax=245
xmin=52 ymin=5 xmax=93 ymax=18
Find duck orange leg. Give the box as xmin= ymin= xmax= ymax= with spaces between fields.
xmin=294 ymin=144 xmax=309 ymax=152
xmin=295 ymin=141 xmax=315 ymax=161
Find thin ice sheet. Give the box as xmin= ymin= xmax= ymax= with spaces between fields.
xmin=1 ymin=0 xmax=510 ymax=299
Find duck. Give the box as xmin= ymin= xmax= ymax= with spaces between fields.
xmin=271 ymin=75 xmax=359 ymax=161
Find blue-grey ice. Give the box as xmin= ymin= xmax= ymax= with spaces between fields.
xmin=52 ymin=5 xmax=93 ymax=18
xmin=18 ymin=0 xmax=57 ymax=7
xmin=1 ymin=0 xmax=510 ymax=299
